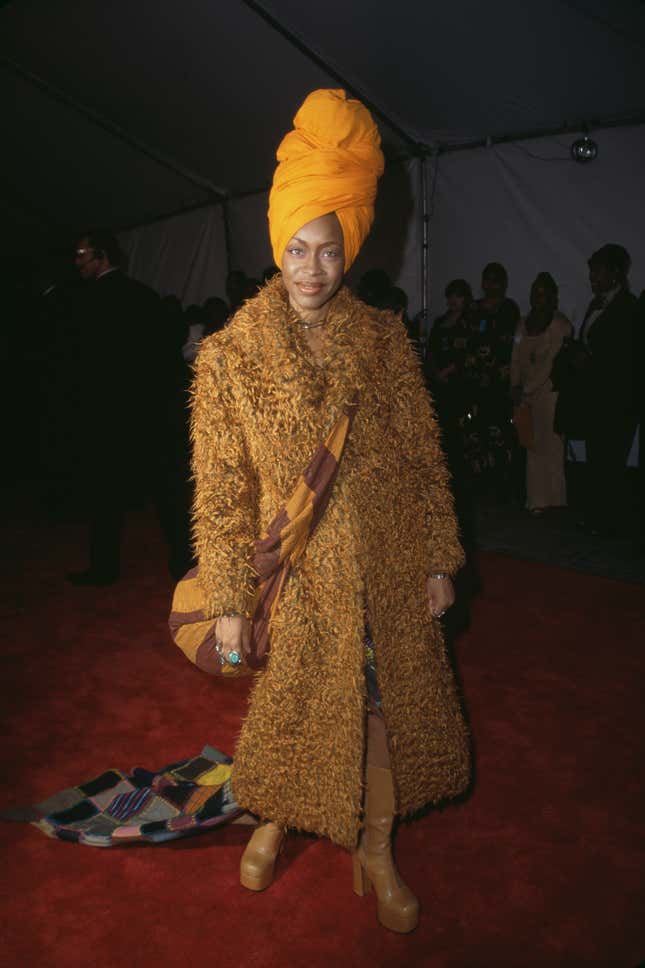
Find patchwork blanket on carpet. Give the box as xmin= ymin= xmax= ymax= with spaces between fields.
xmin=3 ymin=746 xmax=242 ymax=846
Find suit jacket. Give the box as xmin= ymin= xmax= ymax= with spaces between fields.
xmin=584 ymin=288 xmax=638 ymax=423
xmin=77 ymin=270 xmax=162 ymax=473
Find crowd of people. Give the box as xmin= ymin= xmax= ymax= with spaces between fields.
xmin=30 ymin=232 xmax=642 ymax=592
xmin=418 ymin=248 xmax=642 ymax=541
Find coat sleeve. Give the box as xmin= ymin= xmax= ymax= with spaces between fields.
xmin=383 ymin=319 xmax=465 ymax=576
xmin=190 ymin=339 xmax=259 ymax=618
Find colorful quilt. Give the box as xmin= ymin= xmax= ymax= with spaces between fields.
xmin=3 ymin=746 xmax=243 ymax=847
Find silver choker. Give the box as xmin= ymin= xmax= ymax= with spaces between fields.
xmin=298 ymin=318 xmax=327 ymax=330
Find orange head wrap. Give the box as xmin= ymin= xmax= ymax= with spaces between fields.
xmin=268 ymin=89 xmax=385 ymax=270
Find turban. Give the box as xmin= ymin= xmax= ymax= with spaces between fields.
xmin=268 ymin=89 xmax=385 ymax=270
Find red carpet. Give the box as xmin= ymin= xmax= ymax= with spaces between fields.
xmin=2 ymin=511 xmax=644 ymax=967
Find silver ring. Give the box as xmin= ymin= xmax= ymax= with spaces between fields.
xmin=227 ymin=650 xmax=241 ymax=666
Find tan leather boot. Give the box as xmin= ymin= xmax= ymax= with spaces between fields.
xmin=352 ymin=766 xmax=419 ymax=933
xmin=240 ymin=821 xmax=284 ymax=891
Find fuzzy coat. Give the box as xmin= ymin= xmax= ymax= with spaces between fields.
xmin=191 ymin=277 xmax=470 ymax=849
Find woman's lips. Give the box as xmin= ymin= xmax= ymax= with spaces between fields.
xmin=298 ymin=283 xmax=323 ymax=294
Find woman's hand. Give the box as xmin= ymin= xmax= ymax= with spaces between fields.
xmin=215 ymin=615 xmax=252 ymax=665
xmin=426 ymin=575 xmax=455 ymax=619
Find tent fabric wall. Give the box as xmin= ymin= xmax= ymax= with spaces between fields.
xmin=117 ymin=193 xmax=276 ymax=306
xmin=226 ymin=193 xmax=274 ymax=281
xmin=119 ymin=204 xmax=227 ymax=307
xmin=427 ymin=125 xmax=645 ymax=325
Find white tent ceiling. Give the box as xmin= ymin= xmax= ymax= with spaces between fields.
xmin=1 ymin=0 xmax=644 ymax=258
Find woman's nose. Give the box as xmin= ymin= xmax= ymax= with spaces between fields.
xmin=303 ymin=252 xmax=322 ymax=274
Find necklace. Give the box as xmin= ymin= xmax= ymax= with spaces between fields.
xmin=298 ymin=318 xmax=327 ymax=330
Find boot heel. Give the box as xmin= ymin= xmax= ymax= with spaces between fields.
xmin=356 ymin=766 xmax=420 ymax=933
xmin=240 ymin=823 xmax=284 ymax=892
xmin=352 ymin=852 xmax=372 ymax=896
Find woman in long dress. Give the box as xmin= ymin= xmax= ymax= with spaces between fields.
xmin=467 ymin=262 xmax=520 ymax=497
xmin=426 ymin=278 xmax=475 ymax=459
xmin=425 ymin=278 xmax=476 ymax=539
xmin=511 ymin=272 xmax=572 ymax=514
xmin=191 ymin=89 xmax=470 ymax=933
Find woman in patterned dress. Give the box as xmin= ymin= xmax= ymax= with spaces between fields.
xmin=466 ymin=262 xmax=520 ymax=497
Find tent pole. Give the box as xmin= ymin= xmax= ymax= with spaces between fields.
xmin=1 ymin=57 xmax=229 ymax=201
xmin=222 ymin=200 xmax=233 ymax=277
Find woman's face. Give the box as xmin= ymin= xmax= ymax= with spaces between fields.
xmin=281 ymin=213 xmax=345 ymax=322
xmin=482 ymin=272 xmax=506 ymax=299
xmin=446 ymin=293 xmax=465 ymax=314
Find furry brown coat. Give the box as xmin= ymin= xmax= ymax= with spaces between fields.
xmin=191 ymin=277 xmax=470 ymax=849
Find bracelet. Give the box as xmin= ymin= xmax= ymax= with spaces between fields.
xmin=429 ymin=572 xmax=450 ymax=581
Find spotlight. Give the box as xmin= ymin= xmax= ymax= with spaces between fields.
xmin=571 ymin=134 xmax=598 ymax=163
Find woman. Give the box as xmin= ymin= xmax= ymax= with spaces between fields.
xmin=425 ymin=279 xmax=475 ymax=532
xmin=191 ymin=90 xmax=470 ymax=934
xmin=511 ymin=272 xmax=572 ymax=515
xmin=426 ymin=279 xmax=474 ymax=446
xmin=468 ymin=262 xmax=520 ymax=497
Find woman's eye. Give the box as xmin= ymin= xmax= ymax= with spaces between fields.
xmin=288 ymin=247 xmax=305 ymax=256
xmin=323 ymin=249 xmax=340 ymax=258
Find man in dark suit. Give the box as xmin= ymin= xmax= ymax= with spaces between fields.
xmin=580 ymin=244 xmax=639 ymax=536
xmin=67 ymin=230 xmax=193 ymax=584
